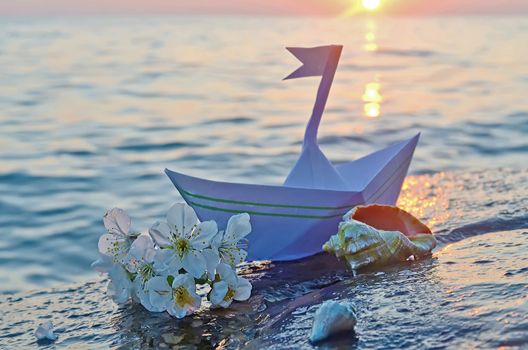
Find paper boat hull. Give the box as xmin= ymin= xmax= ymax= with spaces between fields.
xmin=165 ymin=133 xmax=419 ymax=261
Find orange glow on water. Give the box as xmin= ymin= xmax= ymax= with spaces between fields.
xmin=397 ymin=172 xmax=453 ymax=230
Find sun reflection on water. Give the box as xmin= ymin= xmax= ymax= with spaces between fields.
xmin=363 ymin=19 xmax=378 ymax=52
xmin=397 ymin=172 xmax=452 ymax=231
xmin=362 ymin=81 xmax=382 ymax=118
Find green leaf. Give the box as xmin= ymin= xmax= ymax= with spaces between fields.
xmin=166 ymin=275 xmax=175 ymax=286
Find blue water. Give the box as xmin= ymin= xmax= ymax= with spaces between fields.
xmin=0 ymin=15 xmax=527 ymax=349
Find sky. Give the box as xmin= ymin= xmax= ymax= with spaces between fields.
xmin=1 ymin=0 xmax=527 ymax=16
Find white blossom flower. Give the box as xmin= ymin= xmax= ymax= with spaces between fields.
xmin=149 ymin=203 xmax=218 ymax=278
xmin=91 ymin=252 xmax=114 ymax=274
xmin=209 ymin=263 xmax=252 ymax=308
xmin=212 ymin=213 xmax=251 ymax=267
xmin=125 ymin=235 xmax=167 ymax=312
xmin=125 ymin=235 xmax=156 ymax=275
xmin=91 ymin=251 xmax=133 ymax=304
xmin=94 ymin=204 xmax=254 ymax=317
xmin=35 ymin=321 xmax=57 ymax=341
xmin=147 ymin=274 xmax=201 ymax=318
xmin=106 ymin=262 xmax=133 ymax=304
xmin=98 ymin=208 xmax=137 ymax=264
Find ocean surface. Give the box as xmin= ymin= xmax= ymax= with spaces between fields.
xmin=0 ymin=15 xmax=527 ymax=349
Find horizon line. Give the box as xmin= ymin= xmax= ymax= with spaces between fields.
xmin=1 ymin=12 xmax=527 ymax=18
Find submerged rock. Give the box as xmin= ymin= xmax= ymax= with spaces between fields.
xmin=309 ymin=300 xmax=357 ymax=343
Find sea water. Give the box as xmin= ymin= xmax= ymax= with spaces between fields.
xmin=0 ymin=16 xmax=527 ymax=348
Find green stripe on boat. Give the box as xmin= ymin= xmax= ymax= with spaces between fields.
xmin=187 ymin=200 xmax=349 ymax=219
xmin=178 ymin=188 xmax=356 ymax=210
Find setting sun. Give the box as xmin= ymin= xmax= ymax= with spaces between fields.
xmin=362 ymin=0 xmax=381 ymax=11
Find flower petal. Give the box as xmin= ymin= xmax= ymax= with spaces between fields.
xmin=134 ymin=277 xmax=165 ymax=312
xmin=129 ymin=235 xmax=154 ymax=259
xmin=149 ymin=221 xmax=172 ymax=247
xmin=220 ymin=247 xmax=247 ymax=267
xmin=153 ymin=249 xmax=182 ymax=275
xmin=171 ymin=273 xmax=191 ymax=289
xmin=107 ymin=266 xmax=132 ymax=304
xmin=182 ymin=273 xmax=197 ymax=292
xmin=98 ymin=233 xmax=118 ymax=255
xmin=166 ymin=203 xmax=198 ymax=238
xmin=210 ymin=280 xmax=228 ymax=307
xmin=216 ymin=263 xmax=237 ymax=285
xmin=234 ymin=277 xmax=252 ymax=301
xmin=182 ymin=250 xmax=206 ymax=279
xmin=202 ymin=248 xmax=220 ymax=280
xmin=147 ymin=276 xmax=171 ymax=309
xmin=91 ymin=253 xmax=114 ymax=274
xmin=224 ymin=213 xmax=251 ymax=244
xmin=126 ymin=235 xmax=155 ymax=272
xmin=190 ymin=290 xmax=201 ymax=309
xmin=98 ymin=234 xmax=130 ymax=262
xmin=190 ymin=220 xmax=218 ymax=249
xmin=211 ymin=231 xmax=223 ymax=250
xmin=103 ymin=208 xmax=131 ymax=236
xmin=167 ymin=303 xmax=188 ymax=319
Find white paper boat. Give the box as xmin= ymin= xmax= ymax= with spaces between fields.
xmin=165 ymin=45 xmax=420 ymax=261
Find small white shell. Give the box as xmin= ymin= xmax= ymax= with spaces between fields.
xmin=309 ymin=300 xmax=357 ymax=343
xmin=34 ymin=321 xmax=57 ymax=341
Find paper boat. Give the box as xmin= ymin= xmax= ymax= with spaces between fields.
xmin=165 ymin=45 xmax=420 ymax=261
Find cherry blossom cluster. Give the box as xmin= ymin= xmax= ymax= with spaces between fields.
xmin=92 ymin=203 xmax=252 ymax=318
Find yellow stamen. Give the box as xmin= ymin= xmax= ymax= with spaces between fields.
xmin=223 ymin=287 xmax=236 ymax=302
xmin=173 ymin=286 xmax=194 ymax=308
xmin=174 ymin=238 xmax=190 ymax=258
xmin=139 ymin=263 xmax=154 ymax=284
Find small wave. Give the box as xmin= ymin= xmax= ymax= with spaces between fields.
xmin=437 ymin=216 xmax=528 ymax=244
xmin=33 ymin=203 xmax=89 ymax=217
xmin=465 ymin=143 xmax=528 ymax=156
xmin=51 ymin=83 xmax=94 ymax=90
xmin=340 ymin=63 xmax=407 ymax=71
xmin=200 ymin=117 xmax=254 ymax=126
xmin=15 ymin=99 xmax=40 ymax=107
xmin=262 ymin=122 xmax=299 ymax=130
xmin=318 ymin=135 xmax=369 ymax=145
xmin=141 ymin=125 xmax=181 ymax=132
xmin=117 ymin=89 xmax=203 ymax=100
xmin=115 ymin=141 xmax=203 ymax=152
xmin=56 ymin=149 xmax=96 ymax=157
xmin=0 ymin=172 xmax=91 ymax=186
xmin=504 ymin=267 xmax=528 ymax=277
xmin=375 ymin=48 xmax=437 ymax=57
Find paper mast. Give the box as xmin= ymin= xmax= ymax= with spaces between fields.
xmin=283 ymin=45 xmax=348 ymax=190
